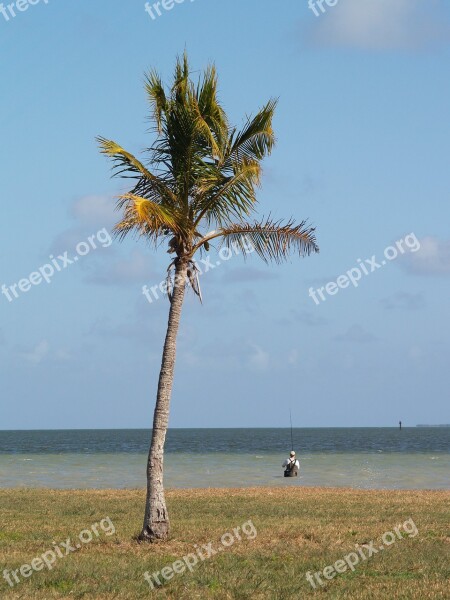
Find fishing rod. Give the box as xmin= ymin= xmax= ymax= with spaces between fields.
xmin=289 ymin=408 xmax=294 ymax=451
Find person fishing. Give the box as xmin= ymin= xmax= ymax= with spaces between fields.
xmin=283 ymin=450 xmax=300 ymax=477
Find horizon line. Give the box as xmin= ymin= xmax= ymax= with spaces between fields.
xmin=1 ymin=426 xmax=447 ymax=432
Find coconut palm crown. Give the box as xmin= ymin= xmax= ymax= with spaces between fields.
xmin=98 ymin=53 xmax=319 ymax=542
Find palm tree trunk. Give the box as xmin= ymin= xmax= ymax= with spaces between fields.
xmin=139 ymin=259 xmax=188 ymax=542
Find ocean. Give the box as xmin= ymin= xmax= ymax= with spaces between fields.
xmin=0 ymin=428 xmax=448 ymax=490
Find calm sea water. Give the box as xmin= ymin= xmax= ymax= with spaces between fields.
xmin=0 ymin=428 xmax=448 ymax=490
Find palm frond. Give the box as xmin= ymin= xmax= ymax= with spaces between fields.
xmin=145 ymin=71 xmax=168 ymax=134
xmin=97 ymin=137 xmax=177 ymax=205
xmin=225 ymin=99 xmax=277 ymax=166
xmin=97 ymin=137 xmax=155 ymax=180
xmin=113 ymin=194 xmax=181 ymax=242
xmin=193 ymin=160 xmax=261 ymax=227
xmin=186 ymin=261 xmax=203 ymax=303
xmin=197 ymin=65 xmax=228 ymax=153
xmin=172 ymin=52 xmax=190 ymax=104
xmin=190 ymin=94 xmax=222 ymax=159
xmin=196 ymin=217 xmax=319 ymax=263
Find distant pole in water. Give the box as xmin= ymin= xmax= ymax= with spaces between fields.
xmin=399 ymin=420 xmax=402 ymax=430
xmin=290 ymin=409 xmax=294 ymax=451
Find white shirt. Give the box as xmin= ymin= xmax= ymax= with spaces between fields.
xmin=282 ymin=457 xmax=300 ymax=469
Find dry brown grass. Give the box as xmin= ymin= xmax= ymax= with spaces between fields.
xmin=0 ymin=487 xmax=448 ymax=599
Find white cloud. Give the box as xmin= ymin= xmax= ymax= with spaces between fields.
xmin=54 ymin=348 xmax=72 ymax=361
xmin=49 ymin=195 xmax=160 ymax=288
xmin=71 ymin=195 xmax=116 ymax=228
xmin=84 ymin=249 xmax=157 ymax=286
xmin=400 ymin=236 xmax=450 ymax=275
xmin=306 ymin=0 xmax=450 ymax=51
xmin=21 ymin=340 xmax=49 ymax=365
xmin=248 ymin=344 xmax=270 ymax=370
xmin=50 ymin=195 xmax=116 ymax=256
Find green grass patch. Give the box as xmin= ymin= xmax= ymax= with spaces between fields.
xmin=0 ymin=487 xmax=448 ymax=599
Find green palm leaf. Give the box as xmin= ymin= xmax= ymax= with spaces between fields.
xmin=114 ymin=194 xmax=182 ymax=242
xmin=194 ymin=218 xmax=319 ymax=264
xmin=98 ymin=54 xmax=318 ymax=263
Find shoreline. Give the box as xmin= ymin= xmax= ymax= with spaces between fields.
xmin=0 ymin=482 xmax=450 ymax=496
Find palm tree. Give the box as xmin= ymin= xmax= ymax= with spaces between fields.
xmin=98 ymin=53 xmax=319 ymax=542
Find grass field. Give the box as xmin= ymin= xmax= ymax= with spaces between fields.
xmin=0 ymin=487 xmax=448 ymax=599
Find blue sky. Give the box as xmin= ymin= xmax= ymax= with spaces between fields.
xmin=1 ymin=0 xmax=449 ymax=429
